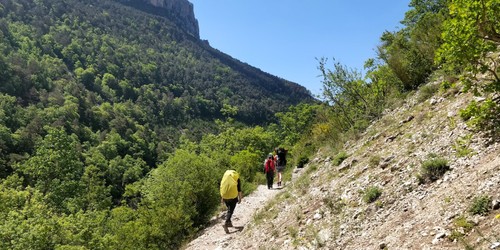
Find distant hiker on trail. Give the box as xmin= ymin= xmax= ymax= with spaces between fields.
xmin=220 ymin=170 xmax=243 ymax=227
xmin=276 ymin=147 xmax=287 ymax=187
xmin=274 ymin=149 xmax=279 ymax=168
xmin=264 ymin=153 xmax=276 ymax=189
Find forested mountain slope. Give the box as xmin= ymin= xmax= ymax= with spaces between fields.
xmin=0 ymin=0 xmax=312 ymax=131
xmin=0 ymin=1 xmax=313 ymax=248
xmin=0 ymin=0 xmax=312 ymax=179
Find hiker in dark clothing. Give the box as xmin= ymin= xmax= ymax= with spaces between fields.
xmin=220 ymin=170 xmax=242 ymax=227
xmin=276 ymin=147 xmax=287 ymax=187
xmin=264 ymin=154 xmax=276 ymax=189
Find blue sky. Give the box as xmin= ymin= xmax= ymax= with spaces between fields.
xmin=189 ymin=1 xmax=410 ymax=97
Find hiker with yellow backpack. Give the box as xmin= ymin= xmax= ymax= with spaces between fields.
xmin=220 ymin=170 xmax=243 ymax=227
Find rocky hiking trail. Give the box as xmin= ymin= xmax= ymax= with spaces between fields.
xmin=183 ymin=184 xmax=287 ymax=250
xmin=184 ymin=88 xmax=500 ymax=249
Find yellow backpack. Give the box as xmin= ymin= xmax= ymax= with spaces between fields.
xmin=220 ymin=170 xmax=239 ymax=199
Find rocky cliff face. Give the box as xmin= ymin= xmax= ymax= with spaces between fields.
xmin=119 ymin=0 xmax=199 ymax=38
xmin=147 ymin=0 xmax=199 ymax=38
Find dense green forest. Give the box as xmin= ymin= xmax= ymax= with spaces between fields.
xmin=1 ymin=0 xmax=499 ymax=249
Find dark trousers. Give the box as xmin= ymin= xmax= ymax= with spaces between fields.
xmin=223 ymin=198 xmax=238 ymax=223
xmin=266 ymin=171 xmax=274 ymax=189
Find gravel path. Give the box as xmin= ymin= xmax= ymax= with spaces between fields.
xmin=183 ymin=184 xmax=285 ymax=250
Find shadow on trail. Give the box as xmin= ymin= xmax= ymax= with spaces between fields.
xmin=223 ymin=226 xmax=244 ymax=234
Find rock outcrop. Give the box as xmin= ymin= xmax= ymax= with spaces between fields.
xmin=119 ymin=0 xmax=199 ymax=38
xmin=147 ymin=0 xmax=199 ymax=38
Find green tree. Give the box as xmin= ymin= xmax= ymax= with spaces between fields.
xmin=130 ymin=149 xmax=220 ymax=248
xmin=144 ymin=149 xmax=220 ymax=227
xmin=0 ymin=186 xmax=60 ymax=250
xmin=276 ymin=103 xmax=318 ymax=146
xmin=437 ymin=0 xmax=500 ymax=137
xmin=378 ymin=0 xmax=447 ymax=91
xmin=0 ymin=93 xmax=18 ymax=176
xmin=107 ymin=155 xmax=147 ymax=203
xmin=74 ymin=66 xmax=97 ymax=90
xmin=56 ymin=210 xmax=110 ymax=249
xmin=437 ymin=0 xmax=500 ymax=94
xmin=319 ymin=58 xmax=373 ymax=129
xmin=364 ymin=59 xmax=403 ymax=106
xmin=17 ymin=127 xmax=84 ymax=211
xmin=230 ymin=149 xmax=261 ymax=184
xmin=80 ymin=165 xmax=112 ymax=211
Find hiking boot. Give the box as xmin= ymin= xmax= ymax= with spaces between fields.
xmin=225 ymin=221 xmax=233 ymax=227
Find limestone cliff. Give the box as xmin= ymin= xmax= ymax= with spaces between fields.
xmin=118 ymin=0 xmax=199 ymax=38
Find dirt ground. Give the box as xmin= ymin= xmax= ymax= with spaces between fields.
xmin=183 ymin=184 xmax=285 ymax=250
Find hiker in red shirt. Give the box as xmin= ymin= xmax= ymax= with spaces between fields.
xmin=264 ymin=154 xmax=276 ymax=189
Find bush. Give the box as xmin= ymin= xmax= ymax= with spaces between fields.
xmin=420 ymin=157 xmax=449 ymax=182
xmin=415 ymin=173 xmax=425 ymax=185
xmin=460 ymin=99 xmax=500 ymax=139
xmin=287 ymin=226 xmax=298 ymax=238
xmin=454 ymin=216 xmax=474 ymax=232
xmin=253 ymin=172 xmax=266 ymax=185
xmin=305 ymin=164 xmax=318 ymax=175
xmin=418 ymin=83 xmax=440 ymax=103
xmin=369 ymin=155 xmax=381 ymax=167
xmin=468 ymin=195 xmax=492 ymax=215
xmin=230 ymin=149 xmax=262 ymax=184
xmin=452 ymin=135 xmax=474 ymax=157
xmin=333 ymin=151 xmax=348 ymax=166
xmin=449 ymin=215 xmax=474 ymax=242
xmin=363 ymin=186 xmax=382 ymax=203
xmin=322 ymin=197 xmax=345 ymax=213
xmin=297 ymin=155 xmax=309 ymax=168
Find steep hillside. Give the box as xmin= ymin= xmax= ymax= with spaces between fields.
xmin=0 ymin=0 xmax=312 ymax=127
xmin=225 ymin=81 xmax=500 ymax=249
xmin=0 ymin=0 xmax=313 ymax=176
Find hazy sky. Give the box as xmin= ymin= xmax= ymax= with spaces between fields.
xmin=189 ymin=1 xmax=410 ymax=97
